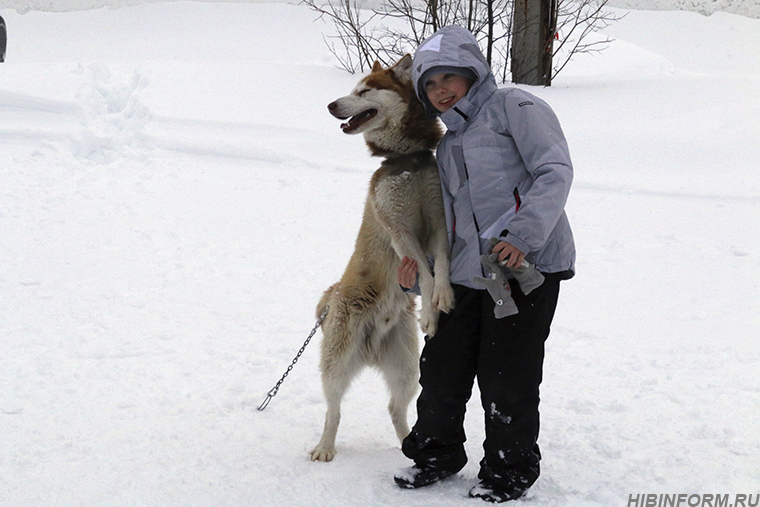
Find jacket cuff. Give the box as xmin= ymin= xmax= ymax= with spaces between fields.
xmin=400 ymin=282 xmax=421 ymax=296
xmin=502 ymin=232 xmax=530 ymax=256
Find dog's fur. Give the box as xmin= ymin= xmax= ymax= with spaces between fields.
xmin=309 ymin=55 xmax=454 ymax=462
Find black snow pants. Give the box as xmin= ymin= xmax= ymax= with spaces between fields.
xmin=401 ymin=273 xmax=562 ymax=489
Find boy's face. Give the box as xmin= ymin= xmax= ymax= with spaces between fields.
xmin=425 ymin=73 xmax=473 ymax=113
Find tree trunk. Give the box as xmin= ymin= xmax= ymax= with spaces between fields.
xmin=1 ymin=15 xmax=7 ymax=63
xmin=510 ymin=0 xmax=555 ymax=86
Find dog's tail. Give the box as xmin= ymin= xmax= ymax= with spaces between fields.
xmin=316 ymin=284 xmax=336 ymax=321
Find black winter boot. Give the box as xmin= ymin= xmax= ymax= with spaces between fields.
xmin=394 ymin=464 xmax=458 ymax=489
xmin=469 ymin=479 xmax=528 ymax=503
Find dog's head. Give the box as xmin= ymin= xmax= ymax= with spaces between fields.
xmin=327 ymin=55 xmax=415 ymax=136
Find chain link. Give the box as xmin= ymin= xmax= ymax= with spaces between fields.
xmin=257 ymin=306 xmax=329 ymax=411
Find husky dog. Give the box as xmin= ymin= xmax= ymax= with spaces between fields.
xmin=309 ymin=55 xmax=454 ymax=462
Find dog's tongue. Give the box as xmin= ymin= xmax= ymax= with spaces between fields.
xmin=341 ymin=114 xmax=363 ymax=132
xmin=341 ymin=118 xmax=359 ymax=133
xmin=340 ymin=109 xmax=377 ymax=133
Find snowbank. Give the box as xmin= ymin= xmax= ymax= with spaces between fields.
xmin=2 ymin=0 xmax=759 ymax=17
xmin=1 ymin=2 xmax=758 ymax=506
xmin=607 ymin=0 xmax=759 ymax=18
xmin=3 ymin=0 xmax=294 ymax=14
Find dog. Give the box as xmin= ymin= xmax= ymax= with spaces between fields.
xmin=309 ymin=55 xmax=454 ymax=462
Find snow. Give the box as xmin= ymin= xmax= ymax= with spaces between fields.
xmin=1 ymin=2 xmax=759 ymax=506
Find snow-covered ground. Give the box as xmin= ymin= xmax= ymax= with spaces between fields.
xmin=1 ymin=2 xmax=758 ymax=506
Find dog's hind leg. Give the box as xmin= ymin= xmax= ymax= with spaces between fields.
xmin=377 ymin=314 xmax=419 ymax=444
xmin=310 ymin=348 xmax=362 ymax=462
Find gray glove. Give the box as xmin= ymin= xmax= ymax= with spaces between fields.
xmin=473 ymin=261 xmax=520 ymax=318
xmin=473 ymin=239 xmax=545 ymax=318
xmin=509 ymin=257 xmax=545 ymax=296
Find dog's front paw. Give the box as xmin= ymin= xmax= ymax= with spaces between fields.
xmin=433 ymin=282 xmax=455 ymax=313
xmin=420 ymin=306 xmax=439 ymax=337
xmin=309 ymin=445 xmax=336 ymax=462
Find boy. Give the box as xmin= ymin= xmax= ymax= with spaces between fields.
xmin=394 ymin=25 xmax=576 ymax=503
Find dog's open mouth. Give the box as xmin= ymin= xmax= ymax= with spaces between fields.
xmin=340 ymin=109 xmax=377 ymax=133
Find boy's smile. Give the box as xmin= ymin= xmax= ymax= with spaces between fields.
xmin=425 ymin=73 xmax=473 ymax=113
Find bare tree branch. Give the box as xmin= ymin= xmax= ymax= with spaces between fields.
xmin=303 ymin=0 xmax=621 ymax=82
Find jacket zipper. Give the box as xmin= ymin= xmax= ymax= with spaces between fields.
xmin=463 ymin=160 xmax=487 ymax=278
xmin=463 ymin=161 xmax=480 ymax=233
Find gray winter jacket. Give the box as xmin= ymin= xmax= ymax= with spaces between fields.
xmin=412 ymin=26 xmax=576 ymax=288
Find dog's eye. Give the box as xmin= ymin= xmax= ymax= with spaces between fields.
xmin=358 ymin=89 xmax=370 ymax=96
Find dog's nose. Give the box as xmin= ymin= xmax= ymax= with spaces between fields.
xmin=327 ymin=101 xmax=337 ymax=113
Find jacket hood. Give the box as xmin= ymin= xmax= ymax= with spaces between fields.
xmin=412 ymin=25 xmax=497 ymax=121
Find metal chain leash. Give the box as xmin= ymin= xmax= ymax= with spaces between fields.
xmin=257 ymin=305 xmax=329 ymax=411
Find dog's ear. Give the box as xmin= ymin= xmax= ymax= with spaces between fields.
xmin=372 ymin=60 xmax=384 ymax=73
xmin=389 ymin=54 xmax=413 ymax=81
